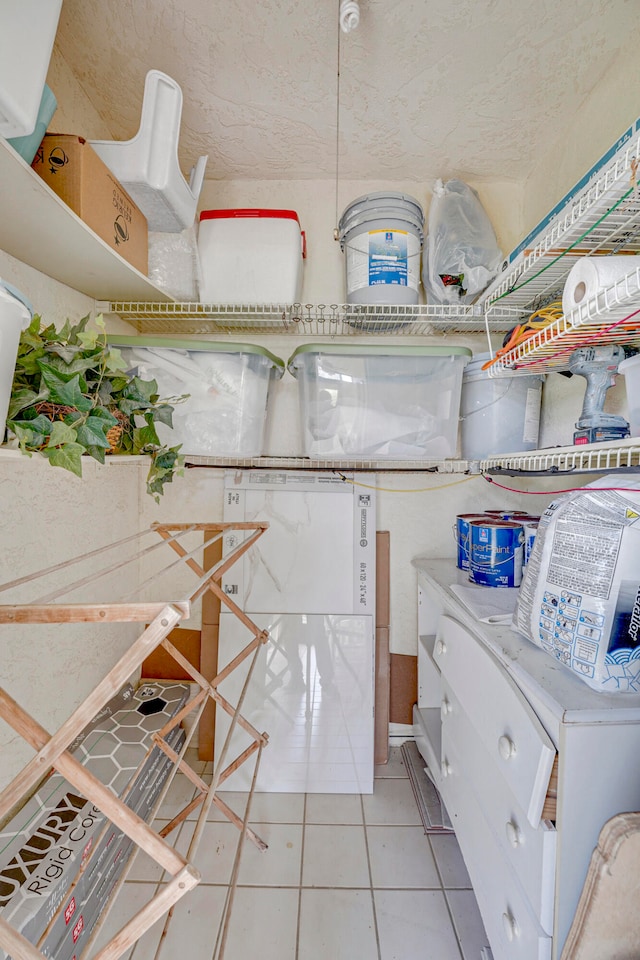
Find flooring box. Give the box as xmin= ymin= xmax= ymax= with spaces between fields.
xmin=31 ymin=133 xmax=148 ymax=274
xmin=44 ymin=728 xmax=186 ymax=960
xmin=0 ymin=682 xmax=189 ymax=958
xmin=40 ymin=726 xmax=185 ymax=959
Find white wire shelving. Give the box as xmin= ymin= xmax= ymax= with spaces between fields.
xmin=97 ymin=301 xmax=521 ymax=337
xmin=488 ymin=264 xmax=640 ymax=375
xmin=481 ymin=131 xmax=640 ymax=314
xmin=480 ymin=437 xmax=640 ymax=475
xmin=182 ymin=455 xmax=473 ymax=473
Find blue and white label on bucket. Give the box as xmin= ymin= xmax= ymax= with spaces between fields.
xmin=368 ymin=230 xmax=408 ymax=286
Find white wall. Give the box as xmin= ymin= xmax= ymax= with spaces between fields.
xmin=0 ymin=251 xmax=144 ymax=790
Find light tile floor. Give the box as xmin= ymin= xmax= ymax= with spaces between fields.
xmin=91 ymin=747 xmax=490 ymax=960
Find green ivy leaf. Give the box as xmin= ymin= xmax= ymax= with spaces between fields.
xmin=7 ymin=388 xmax=49 ymax=420
xmin=75 ymin=416 xmax=113 ymax=450
xmin=47 ymin=421 xmax=78 ymax=447
xmin=40 ymin=351 xmax=103 ymax=376
xmin=41 ymin=442 xmax=85 ymax=477
xmin=38 ymin=368 xmax=93 ymax=411
xmin=90 ymin=406 xmax=119 ymax=425
xmin=124 ymin=376 xmax=159 ymax=405
xmin=85 ymin=444 xmax=107 ymax=464
xmin=7 ymin=415 xmax=53 ymax=449
xmin=133 ymin=423 xmax=160 ymax=451
xmin=105 ymin=346 xmax=128 ymax=374
xmin=150 ymin=404 xmax=174 ymax=428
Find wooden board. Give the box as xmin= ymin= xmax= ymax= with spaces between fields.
xmin=141 ymin=628 xmax=201 ymax=680
xmin=374 ymin=532 xmax=391 ymax=765
xmin=199 ymin=536 xmax=222 ymax=762
xmin=389 ymin=653 xmax=418 ymax=726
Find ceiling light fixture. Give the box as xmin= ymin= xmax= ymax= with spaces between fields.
xmin=339 ymin=0 xmax=360 ymax=33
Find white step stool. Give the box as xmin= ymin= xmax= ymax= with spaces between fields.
xmin=90 ymin=70 xmax=207 ymax=232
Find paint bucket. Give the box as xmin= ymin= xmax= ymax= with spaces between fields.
xmin=454 ymin=514 xmax=489 ymax=570
xmin=460 ymin=353 xmax=543 ymax=459
xmin=338 ymin=192 xmax=425 ymax=305
xmin=469 ymin=519 xmax=524 ymax=588
xmin=522 ymin=518 xmax=541 ymax=566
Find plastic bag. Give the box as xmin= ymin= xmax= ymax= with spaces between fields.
xmin=423 ymin=179 xmax=502 ymax=304
xmin=513 ymin=475 xmax=640 ymax=692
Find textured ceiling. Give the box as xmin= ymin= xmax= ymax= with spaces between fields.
xmin=54 ymin=0 xmax=640 ymax=182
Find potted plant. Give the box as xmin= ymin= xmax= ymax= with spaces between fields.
xmin=5 ymin=313 xmax=186 ymax=500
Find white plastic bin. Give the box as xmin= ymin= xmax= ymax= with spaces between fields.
xmin=618 ymin=353 xmax=640 ymax=437
xmin=0 ymin=280 xmax=33 ymax=441
xmin=0 ymin=0 xmax=62 ymax=138
xmin=288 ymin=344 xmax=471 ymax=459
xmin=108 ymin=336 xmax=284 ymax=457
xmin=197 ymin=208 xmax=306 ymax=303
xmin=459 ymin=353 xmax=543 ymax=460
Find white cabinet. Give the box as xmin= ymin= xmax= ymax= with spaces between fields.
xmin=412 ymin=558 xmax=640 ymax=960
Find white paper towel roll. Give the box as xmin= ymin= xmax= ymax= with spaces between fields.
xmin=562 ymin=256 xmax=640 ymax=316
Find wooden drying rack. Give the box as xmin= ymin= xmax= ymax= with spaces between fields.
xmin=0 ymin=520 xmax=270 ymax=960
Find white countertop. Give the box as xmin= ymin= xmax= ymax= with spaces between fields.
xmin=412 ymin=557 xmax=640 ymax=724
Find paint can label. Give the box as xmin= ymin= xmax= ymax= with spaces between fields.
xmin=469 ymin=520 xmax=524 ymax=587
xmin=455 ymin=514 xmax=488 ymax=570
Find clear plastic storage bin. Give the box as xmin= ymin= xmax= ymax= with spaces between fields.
xmin=108 ymin=336 xmax=284 ymax=457
xmin=288 ymin=344 xmax=471 ymax=459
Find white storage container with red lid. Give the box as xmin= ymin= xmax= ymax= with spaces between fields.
xmin=197 ymin=208 xmax=306 ymax=304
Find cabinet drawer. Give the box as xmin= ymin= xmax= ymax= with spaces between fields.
xmin=434 ymin=615 xmax=555 ymax=826
xmin=442 ymin=681 xmax=556 ymax=934
xmin=439 ymin=738 xmax=552 ymax=960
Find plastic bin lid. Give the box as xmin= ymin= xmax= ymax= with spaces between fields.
xmin=287 ymin=342 xmax=471 ymax=375
xmin=0 ymin=279 xmax=33 ymax=328
xmin=106 ymin=335 xmax=285 ymax=377
xmin=199 ymin=208 xmax=301 ymax=225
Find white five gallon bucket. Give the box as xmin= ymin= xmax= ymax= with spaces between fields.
xmin=0 ymin=280 xmax=33 ymax=441
xmin=460 ymin=353 xmax=543 ymax=460
xmin=338 ymin=192 xmax=424 ymax=305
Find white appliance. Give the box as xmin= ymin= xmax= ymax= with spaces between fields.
xmin=215 ymin=470 xmax=376 ymax=793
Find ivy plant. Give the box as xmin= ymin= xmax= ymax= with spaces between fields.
xmin=6 ymin=314 xmax=186 ymax=500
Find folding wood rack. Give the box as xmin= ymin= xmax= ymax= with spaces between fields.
xmin=0 ymin=520 xmax=270 ymax=960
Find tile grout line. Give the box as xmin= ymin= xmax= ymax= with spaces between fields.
xmin=360 ymin=792 xmax=383 ymax=960
xmin=425 ymin=833 xmax=467 ymax=960
xmin=294 ymin=792 xmax=308 ymax=960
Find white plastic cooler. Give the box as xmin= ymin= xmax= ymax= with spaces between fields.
xmin=197 ymin=208 xmax=306 ymax=303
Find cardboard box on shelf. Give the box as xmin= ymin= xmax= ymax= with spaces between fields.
xmin=32 ymin=134 xmax=148 ymax=275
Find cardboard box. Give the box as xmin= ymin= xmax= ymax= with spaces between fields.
xmin=32 ymin=134 xmax=148 ymax=274
xmin=0 ymin=682 xmax=189 ymax=958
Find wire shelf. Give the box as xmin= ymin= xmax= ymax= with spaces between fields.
xmin=488 ymin=264 xmax=640 ymax=375
xmin=481 ymin=438 xmax=640 ymax=474
xmin=184 ymin=455 xmax=473 ymax=474
xmin=481 ymin=133 xmax=640 ymax=312
xmin=99 ymin=301 xmax=522 ymax=336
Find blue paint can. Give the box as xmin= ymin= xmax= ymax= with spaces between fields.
xmin=455 ymin=514 xmax=488 ymax=570
xmin=523 ymin=518 xmax=540 ymax=566
xmin=469 ymin=519 xmax=524 ymax=587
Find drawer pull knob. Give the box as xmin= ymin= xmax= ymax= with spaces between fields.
xmin=436 ymin=639 xmax=447 ymax=656
xmin=506 ymin=820 xmax=522 ymax=848
xmin=498 ymin=735 xmax=517 ymax=760
xmin=441 ymin=759 xmax=452 ymax=778
xmin=502 ymin=911 xmax=520 ymax=942
xmin=441 ymin=697 xmax=452 ymax=719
